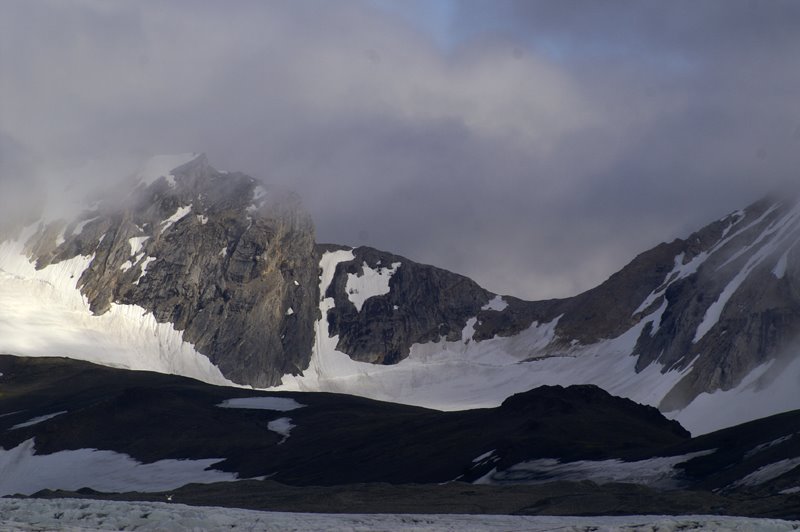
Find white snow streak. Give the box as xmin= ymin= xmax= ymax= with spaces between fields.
xmin=160 ymin=205 xmax=193 ymax=233
xmin=8 ymin=411 xmax=67 ymax=431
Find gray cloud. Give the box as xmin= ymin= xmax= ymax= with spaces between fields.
xmin=1 ymin=0 xmax=799 ymax=299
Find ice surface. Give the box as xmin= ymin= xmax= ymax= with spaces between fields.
xmin=345 ymin=261 xmax=401 ymax=312
xmin=0 ymin=498 xmax=797 ymax=532
xmin=8 ymin=411 xmax=67 ymax=430
xmin=475 ymin=451 xmax=714 ymax=489
xmin=0 ymin=439 xmax=238 ymax=496
xmin=217 ymin=397 xmax=305 ymax=411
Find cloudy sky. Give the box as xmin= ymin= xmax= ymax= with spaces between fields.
xmin=2 ymin=0 xmax=799 ymax=299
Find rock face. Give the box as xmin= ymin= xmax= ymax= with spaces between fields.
xmin=19 ymin=155 xmax=319 ymax=387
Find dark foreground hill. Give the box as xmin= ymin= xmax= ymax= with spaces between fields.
xmin=1 ymin=355 xmax=798 ymax=518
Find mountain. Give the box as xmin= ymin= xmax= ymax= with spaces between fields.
xmin=1 ymin=154 xmax=799 ymax=435
xmin=1 ymin=355 xmax=798 ymax=519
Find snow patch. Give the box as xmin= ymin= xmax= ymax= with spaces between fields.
xmin=135 ymin=256 xmax=157 ymax=285
xmin=745 ymin=434 xmax=795 ymax=459
xmin=286 ymin=307 xmax=294 ymax=316
xmin=128 ymin=236 xmax=149 ymax=256
xmin=8 ymin=411 xmax=67 ymax=431
xmin=278 ymin=293 xmax=690 ymax=414
xmin=160 ymin=205 xmax=192 ymax=233
xmin=475 ymin=451 xmax=714 ymax=489
xmin=731 ymin=458 xmax=800 ymax=488
xmin=346 ymin=261 xmax=401 ymax=312
xmin=481 ymin=296 xmax=507 ymax=312
xmin=0 ymin=439 xmax=238 ymax=497
xmin=694 ymin=205 xmax=800 ymax=343
xmin=267 ymin=417 xmax=295 ymax=444
xmin=217 ymin=397 xmax=305 ymax=411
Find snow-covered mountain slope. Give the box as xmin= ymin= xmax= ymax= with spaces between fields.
xmin=279 ymin=197 xmax=800 ymax=435
xmin=2 ymin=153 xmax=799 ymax=434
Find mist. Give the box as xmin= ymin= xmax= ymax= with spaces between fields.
xmin=2 ymin=0 xmax=799 ymax=299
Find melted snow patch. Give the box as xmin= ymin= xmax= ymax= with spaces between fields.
xmin=346 ymin=261 xmax=401 ymax=312
xmin=217 ymin=397 xmax=304 ymax=411
xmin=0 ymin=439 xmax=237 ymax=496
